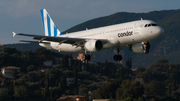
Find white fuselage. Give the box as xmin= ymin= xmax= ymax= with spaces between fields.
xmin=40 ymin=20 xmax=164 ymax=52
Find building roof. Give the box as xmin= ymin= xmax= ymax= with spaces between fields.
xmin=44 ymin=60 xmax=52 ymax=62
xmin=93 ymin=99 xmax=110 ymax=101
xmin=0 ymin=77 xmax=6 ymax=81
xmin=0 ymin=44 xmax=2 ymax=47
xmin=57 ymin=95 xmax=85 ymax=100
xmin=2 ymin=66 xmax=20 ymax=70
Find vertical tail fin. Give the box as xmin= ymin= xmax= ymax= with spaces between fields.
xmin=40 ymin=9 xmax=63 ymax=37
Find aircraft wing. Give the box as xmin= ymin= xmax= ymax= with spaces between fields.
xmin=13 ymin=32 xmax=108 ymax=46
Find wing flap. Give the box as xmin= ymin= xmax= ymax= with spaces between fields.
xmin=19 ymin=40 xmax=50 ymax=44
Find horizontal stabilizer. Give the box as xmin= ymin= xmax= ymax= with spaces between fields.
xmin=12 ymin=31 xmax=17 ymax=37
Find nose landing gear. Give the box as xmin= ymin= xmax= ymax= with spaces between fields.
xmin=113 ymin=48 xmax=122 ymax=61
xmin=81 ymin=54 xmax=91 ymax=61
xmin=81 ymin=51 xmax=91 ymax=61
xmin=142 ymin=41 xmax=150 ymax=54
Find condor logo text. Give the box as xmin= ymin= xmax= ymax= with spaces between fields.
xmin=118 ymin=31 xmax=133 ymax=37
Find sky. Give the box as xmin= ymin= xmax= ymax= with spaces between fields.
xmin=0 ymin=0 xmax=180 ymax=44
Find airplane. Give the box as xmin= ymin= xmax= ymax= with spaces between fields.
xmin=12 ymin=9 xmax=164 ymax=61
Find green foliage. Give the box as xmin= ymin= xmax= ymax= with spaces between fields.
xmin=74 ymin=67 xmax=78 ymax=92
xmin=27 ymin=65 xmax=37 ymax=72
xmin=145 ymin=80 xmax=166 ymax=96
xmin=12 ymin=70 xmax=19 ymax=80
xmin=13 ymin=86 xmax=28 ymax=98
xmin=45 ymin=74 xmax=49 ymax=91
xmin=126 ymin=58 xmax=132 ymax=69
xmin=136 ymin=67 xmax=145 ymax=74
xmin=59 ymin=76 xmax=68 ymax=94
xmin=79 ymin=84 xmax=88 ymax=98
xmin=0 ymin=89 xmax=8 ymax=101
xmin=62 ymin=55 xmax=69 ymax=67
xmin=97 ymin=79 xmax=119 ymax=99
xmin=28 ymin=82 xmax=40 ymax=90
xmin=0 ymin=46 xmax=180 ymax=100
xmin=90 ymin=90 xmax=101 ymax=100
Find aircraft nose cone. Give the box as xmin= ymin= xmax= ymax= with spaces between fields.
xmin=157 ymin=26 xmax=164 ymax=36
xmin=160 ymin=27 xmax=164 ymax=35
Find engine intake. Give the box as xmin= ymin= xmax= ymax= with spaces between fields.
xmin=84 ymin=40 xmax=103 ymax=52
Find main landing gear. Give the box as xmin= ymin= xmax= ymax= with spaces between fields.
xmin=81 ymin=51 xmax=91 ymax=61
xmin=113 ymin=48 xmax=122 ymax=61
xmin=142 ymin=41 xmax=149 ymax=54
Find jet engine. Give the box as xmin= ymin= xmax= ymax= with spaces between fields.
xmin=84 ymin=40 xmax=103 ymax=52
xmin=130 ymin=42 xmax=150 ymax=54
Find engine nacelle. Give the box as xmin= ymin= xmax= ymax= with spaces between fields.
xmin=131 ymin=42 xmax=150 ymax=53
xmin=132 ymin=43 xmax=144 ymax=53
xmin=84 ymin=40 xmax=103 ymax=52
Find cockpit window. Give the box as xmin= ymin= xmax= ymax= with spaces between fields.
xmin=151 ymin=23 xmax=157 ymax=26
xmin=144 ymin=23 xmax=158 ymax=27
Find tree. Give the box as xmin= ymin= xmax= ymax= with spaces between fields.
xmin=45 ymin=74 xmax=49 ymax=92
xmin=105 ymin=60 xmax=108 ymax=76
xmin=12 ymin=70 xmax=18 ymax=80
xmin=86 ymin=61 xmax=89 ymax=72
xmin=120 ymin=66 xmax=123 ymax=79
xmin=62 ymin=55 xmax=69 ymax=68
xmin=55 ymin=64 xmax=62 ymax=69
xmin=169 ymin=67 xmax=180 ymax=90
xmin=136 ymin=67 xmax=145 ymax=74
xmin=0 ymin=89 xmax=9 ymax=101
xmin=70 ymin=54 xmax=73 ymax=70
xmin=13 ymin=86 xmax=28 ymax=98
xmin=145 ymin=80 xmax=166 ymax=96
xmin=59 ymin=76 xmax=68 ymax=94
xmin=78 ymin=60 xmax=82 ymax=72
xmin=0 ymin=72 xmax=2 ymax=77
xmin=97 ymin=79 xmax=118 ymax=99
xmin=27 ymin=65 xmax=37 ymax=72
xmin=74 ymin=67 xmax=78 ymax=90
xmin=79 ymin=84 xmax=88 ymax=98
xmin=125 ymin=58 xmax=132 ymax=69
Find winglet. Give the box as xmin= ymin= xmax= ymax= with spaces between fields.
xmin=12 ymin=31 xmax=17 ymax=37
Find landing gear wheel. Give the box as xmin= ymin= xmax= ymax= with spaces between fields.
xmin=81 ymin=54 xmax=91 ymax=61
xmin=113 ymin=48 xmax=123 ymax=61
xmin=113 ymin=55 xmax=118 ymax=61
xmin=113 ymin=55 xmax=122 ymax=61
xmin=118 ymin=55 xmax=122 ymax=61
xmin=81 ymin=54 xmax=87 ymax=61
xmin=87 ymin=55 xmax=91 ymax=61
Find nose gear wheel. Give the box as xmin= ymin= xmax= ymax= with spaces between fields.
xmin=81 ymin=54 xmax=91 ymax=61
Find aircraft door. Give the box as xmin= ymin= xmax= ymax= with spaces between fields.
xmin=134 ymin=22 xmax=143 ymax=34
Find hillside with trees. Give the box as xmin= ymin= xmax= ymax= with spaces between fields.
xmin=0 ymin=46 xmax=180 ymax=101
